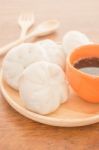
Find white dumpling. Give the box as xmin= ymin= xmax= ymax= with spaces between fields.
xmin=19 ymin=61 xmax=68 ymax=115
xmin=63 ymin=31 xmax=93 ymax=54
xmin=3 ymin=43 xmax=46 ymax=90
xmin=36 ymin=39 xmax=66 ymax=70
xmin=3 ymin=41 xmax=65 ymax=90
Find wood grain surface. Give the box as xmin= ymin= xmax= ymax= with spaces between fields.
xmin=0 ymin=0 xmax=99 ymax=149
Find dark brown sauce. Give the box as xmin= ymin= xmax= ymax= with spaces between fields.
xmin=73 ymin=57 xmax=99 ymax=76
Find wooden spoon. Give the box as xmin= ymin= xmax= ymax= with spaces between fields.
xmin=0 ymin=20 xmax=60 ymax=56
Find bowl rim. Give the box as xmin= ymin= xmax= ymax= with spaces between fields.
xmin=66 ymin=44 xmax=99 ymax=79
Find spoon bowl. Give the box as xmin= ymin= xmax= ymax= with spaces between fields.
xmin=32 ymin=20 xmax=60 ymax=36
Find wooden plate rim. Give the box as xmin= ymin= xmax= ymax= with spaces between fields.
xmin=1 ymin=70 xmax=99 ymax=127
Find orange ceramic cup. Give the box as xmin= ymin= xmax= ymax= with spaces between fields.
xmin=66 ymin=44 xmax=99 ymax=103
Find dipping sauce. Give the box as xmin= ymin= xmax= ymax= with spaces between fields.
xmin=73 ymin=57 xmax=99 ymax=76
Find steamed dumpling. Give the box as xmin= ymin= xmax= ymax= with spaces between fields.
xmin=3 ymin=43 xmax=46 ymax=90
xmin=19 ymin=61 xmax=68 ymax=115
xmin=36 ymin=39 xmax=66 ymax=70
xmin=63 ymin=31 xmax=93 ymax=54
xmin=3 ymin=41 xmax=65 ymax=90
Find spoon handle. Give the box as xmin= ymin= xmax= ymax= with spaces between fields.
xmin=0 ymin=31 xmax=37 ymax=56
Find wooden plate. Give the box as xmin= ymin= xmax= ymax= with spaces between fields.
xmin=1 ymin=71 xmax=99 ymax=127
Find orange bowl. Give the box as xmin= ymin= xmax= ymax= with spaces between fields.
xmin=66 ymin=44 xmax=99 ymax=103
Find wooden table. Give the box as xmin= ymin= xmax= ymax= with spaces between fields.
xmin=0 ymin=0 xmax=99 ymax=149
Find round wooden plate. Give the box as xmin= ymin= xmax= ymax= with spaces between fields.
xmin=1 ymin=71 xmax=99 ymax=127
